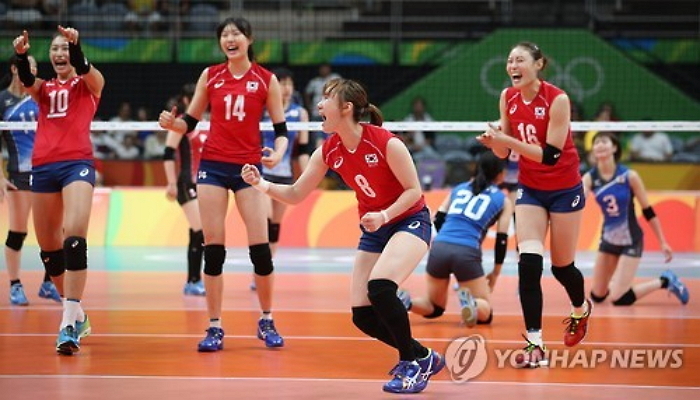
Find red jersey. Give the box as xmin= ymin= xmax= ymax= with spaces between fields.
xmin=203 ymin=62 xmax=272 ymax=164
xmin=322 ymin=123 xmax=426 ymax=221
xmin=504 ymin=80 xmax=580 ymax=190
xmin=32 ymin=76 xmax=99 ymax=167
xmin=178 ymin=128 xmax=207 ymax=184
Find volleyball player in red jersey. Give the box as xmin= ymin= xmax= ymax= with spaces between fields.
xmin=13 ymin=26 xmax=103 ymax=355
xmin=478 ymin=42 xmax=591 ymax=367
xmin=162 ymin=84 xmax=207 ymax=297
xmin=241 ymin=78 xmax=444 ymax=394
xmin=158 ymin=17 xmax=289 ymax=351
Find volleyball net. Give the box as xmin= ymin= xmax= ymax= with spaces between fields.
xmin=2 ymin=120 xmax=700 ymax=133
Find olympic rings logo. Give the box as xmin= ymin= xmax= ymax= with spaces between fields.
xmin=480 ymin=56 xmax=605 ymax=102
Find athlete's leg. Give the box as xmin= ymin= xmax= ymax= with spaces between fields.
xmin=591 ymin=251 xmax=618 ymax=301
xmin=5 ymin=189 xmax=31 ymax=282
xmin=197 ymin=184 xmax=229 ymax=321
xmin=237 ymin=187 xmax=273 ymax=311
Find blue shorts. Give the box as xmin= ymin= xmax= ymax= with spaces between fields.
xmin=358 ymin=207 xmax=432 ymax=253
xmin=516 ymin=182 xmax=585 ymax=213
xmin=599 ymin=239 xmax=643 ymax=258
xmin=31 ymin=160 xmax=96 ymax=193
xmin=197 ymin=160 xmax=259 ymax=193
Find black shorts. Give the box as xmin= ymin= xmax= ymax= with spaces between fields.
xmin=426 ymin=241 xmax=484 ymax=282
xmin=263 ymin=174 xmax=294 ymax=185
xmin=599 ymin=239 xmax=643 ymax=258
xmin=176 ymin=179 xmax=197 ymax=206
xmin=8 ymin=171 xmax=31 ymax=191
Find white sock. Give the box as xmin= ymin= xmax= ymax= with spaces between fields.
xmin=261 ymin=312 xmax=273 ymax=320
xmin=209 ymin=318 xmax=222 ymax=329
xmin=60 ymin=299 xmax=81 ymax=330
xmin=527 ymin=330 xmax=543 ymax=347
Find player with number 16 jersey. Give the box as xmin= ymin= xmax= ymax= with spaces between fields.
xmin=504 ymin=80 xmax=579 ymax=190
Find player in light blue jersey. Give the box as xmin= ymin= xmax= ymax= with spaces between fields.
xmin=251 ymin=68 xmax=311 ymax=290
xmin=398 ymin=152 xmax=513 ymax=326
xmin=583 ymin=131 xmax=688 ymax=306
xmin=0 ymin=54 xmax=61 ymax=305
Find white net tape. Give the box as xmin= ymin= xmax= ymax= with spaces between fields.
xmin=1 ymin=121 xmax=700 ymax=132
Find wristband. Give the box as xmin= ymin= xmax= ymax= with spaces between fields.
xmin=254 ymin=178 xmax=271 ymax=193
xmin=380 ymin=210 xmax=389 ymax=224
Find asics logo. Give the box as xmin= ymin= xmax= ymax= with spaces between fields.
xmin=79 ymin=168 xmax=89 ymax=177
xmin=214 ymin=80 xmax=225 ymax=88
xmin=71 ymin=240 xmax=79 ymax=248
xmin=333 ymin=157 xmax=343 ymax=169
xmin=408 ymin=221 xmax=421 ymax=230
xmin=571 ymin=195 xmax=581 ymax=208
xmin=509 ymin=104 xmax=517 ymax=114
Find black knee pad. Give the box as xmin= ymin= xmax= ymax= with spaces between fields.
xmin=250 ymin=243 xmax=274 ymax=276
xmin=590 ymin=290 xmax=609 ymax=303
xmin=351 ymin=305 xmax=378 ymax=336
xmin=518 ymin=253 xmax=543 ymax=292
xmin=5 ymin=231 xmax=27 ymax=251
xmin=41 ymin=249 xmax=65 ymax=277
xmin=612 ymin=289 xmax=637 ymax=306
xmin=423 ymin=304 xmax=445 ymax=319
xmin=268 ymin=221 xmax=281 ymax=244
xmin=367 ymin=279 xmax=398 ymax=309
xmin=203 ymin=244 xmax=226 ymax=276
xmin=189 ymin=229 xmax=204 ymax=250
xmin=63 ymin=236 xmax=87 ymax=271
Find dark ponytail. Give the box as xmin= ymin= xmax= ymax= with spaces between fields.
xmin=472 ymin=151 xmax=505 ymax=195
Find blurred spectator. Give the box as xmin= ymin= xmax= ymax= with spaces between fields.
xmin=143 ymin=130 xmax=167 ymax=159
xmin=112 ymin=134 xmax=141 ymax=160
xmin=7 ymin=0 xmax=43 ymax=30
xmin=403 ymin=96 xmax=438 ymax=158
xmin=135 ymin=105 xmax=155 ymax=144
xmin=108 ymin=101 xmax=138 ymax=142
xmin=125 ymin=0 xmax=167 ymax=34
xmin=629 ymin=127 xmax=673 ymax=162
xmin=304 ymin=63 xmax=341 ymax=122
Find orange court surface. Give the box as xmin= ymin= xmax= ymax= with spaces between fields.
xmin=1 ymin=247 xmax=699 ymax=400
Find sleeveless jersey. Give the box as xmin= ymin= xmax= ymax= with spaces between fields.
xmin=322 ymin=123 xmax=426 ymax=221
xmin=178 ymin=128 xmax=207 ymax=184
xmin=33 ymin=76 xmax=99 ymax=166
xmin=1 ymin=91 xmax=37 ymax=173
xmin=203 ymin=62 xmax=272 ymax=164
xmin=261 ymin=102 xmax=303 ymax=178
xmin=436 ymin=182 xmax=505 ymax=249
xmin=504 ymin=80 xmax=580 ymax=190
xmin=589 ymin=164 xmax=643 ymax=246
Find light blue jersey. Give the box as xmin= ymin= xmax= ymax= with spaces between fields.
xmin=436 ymin=182 xmax=506 ymax=249
xmin=261 ymin=102 xmax=303 ymax=179
xmin=1 ymin=92 xmax=38 ymax=173
xmin=589 ymin=165 xmax=643 ymax=246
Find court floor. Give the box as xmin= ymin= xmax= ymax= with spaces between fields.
xmin=1 ymin=247 xmax=699 ymax=399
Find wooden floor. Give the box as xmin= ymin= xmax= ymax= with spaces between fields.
xmin=1 ymin=248 xmax=699 ymax=399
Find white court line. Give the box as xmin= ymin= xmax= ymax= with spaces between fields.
xmin=2 ymin=305 xmax=698 ymax=320
xmin=0 ymin=374 xmax=698 ymax=391
xmin=2 ymin=332 xmax=699 ymax=348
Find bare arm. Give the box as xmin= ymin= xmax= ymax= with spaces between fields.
xmin=241 ymin=146 xmax=328 ymax=204
xmin=262 ymin=75 xmax=289 ymax=169
xmin=159 ymin=70 xmax=209 ymax=134
xmin=162 ymin=130 xmax=184 ymax=201
xmin=582 ymin=171 xmax=593 ymax=199
xmin=629 ymin=170 xmax=673 ymax=262
xmin=296 ymin=107 xmax=311 ymax=171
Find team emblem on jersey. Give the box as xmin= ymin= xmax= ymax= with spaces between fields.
xmin=534 ymin=107 xmax=546 ymax=119
xmin=246 ymin=81 xmax=259 ymax=92
xmin=509 ymin=104 xmax=517 ymax=114
xmin=333 ymin=157 xmax=344 ymax=169
xmin=364 ymin=153 xmax=379 ymax=167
